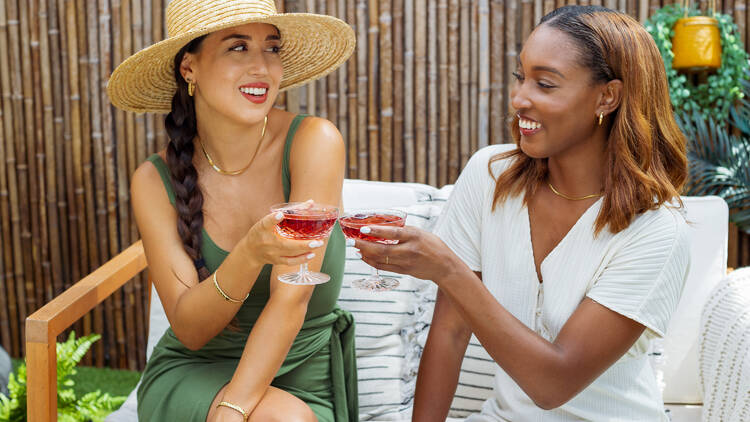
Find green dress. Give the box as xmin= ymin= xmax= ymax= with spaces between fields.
xmin=137 ymin=115 xmax=357 ymax=422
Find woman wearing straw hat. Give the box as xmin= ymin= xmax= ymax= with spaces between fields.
xmin=108 ymin=1 xmax=356 ymax=421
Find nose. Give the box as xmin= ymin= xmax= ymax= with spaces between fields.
xmin=245 ymin=46 xmax=270 ymax=77
xmin=510 ymin=81 xmax=532 ymax=111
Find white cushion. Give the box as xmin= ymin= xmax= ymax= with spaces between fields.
xmin=699 ymin=267 xmax=750 ymax=421
xmin=659 ymin=196 xmax=729 ymax=404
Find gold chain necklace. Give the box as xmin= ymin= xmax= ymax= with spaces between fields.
xmin=547 ymin=182 xmax=602 ymax=201
xmin=198 ymin=115 xmax=268 ymax=176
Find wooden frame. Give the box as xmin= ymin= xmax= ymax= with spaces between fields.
xmin=25 ymin=240 xmax=148 ymax=422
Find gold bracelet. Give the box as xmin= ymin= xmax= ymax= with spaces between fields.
xmin=217 ymin=401 xmax=249 ymax=421
xmin=213 ymin=270 xmax=249 ymax=303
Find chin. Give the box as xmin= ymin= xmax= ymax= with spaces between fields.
xmin=519 ymin=137 xmax=548 ymax=159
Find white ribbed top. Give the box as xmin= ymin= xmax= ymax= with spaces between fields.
xmin=434 ymin=145 xmax=691 ymax=422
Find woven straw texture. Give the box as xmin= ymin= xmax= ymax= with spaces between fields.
xmin=107 ymin=0 xmax=355 ymax=114
xmin=699 ymin=267 xmax=750 ymax=422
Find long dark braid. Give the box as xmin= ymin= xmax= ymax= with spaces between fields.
xmin=165 ymin=36 xmax=210 ymax=283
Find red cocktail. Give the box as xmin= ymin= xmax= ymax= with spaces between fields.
xmin=271 ymin=202 xmax=339 ymax=285
xmin=340 ymin=209 xmax=407 ymax=291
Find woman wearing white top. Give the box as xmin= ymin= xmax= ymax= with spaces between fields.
xmin=355 ymin=5 xmax=690 ymax=421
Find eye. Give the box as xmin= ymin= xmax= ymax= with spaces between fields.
xmin=537 ymin=81 xmax=556 ymax=89
xmin=230 ymin=43 xmax=246 ymax=52
xmin=512 ymin=71 xmax=524 ymax=82
xmin=266 ymin=45 xmax=281 ymax=54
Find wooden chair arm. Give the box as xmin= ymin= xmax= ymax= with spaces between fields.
xmin=25 ymin=240 xmax=148 ymax=422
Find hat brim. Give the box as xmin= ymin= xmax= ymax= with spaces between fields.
xmin=107 ymin=13 xmax=355 ymax=114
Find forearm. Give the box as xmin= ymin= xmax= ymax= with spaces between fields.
xmin=438 ymin=269 xmax=574 ymax=409
xmin=412 ymin=322 xmax=470 ymax=421
xmin=220 ymin=293 xmax=309 ymax=413
xmin=170 ymin=241 xmax=264 ymax=349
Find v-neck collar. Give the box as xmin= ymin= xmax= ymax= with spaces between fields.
xmin=523 ymin=197 xmax=603 ymax=283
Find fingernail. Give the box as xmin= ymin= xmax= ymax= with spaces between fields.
xmin=309 ymin=240 xmax=324 ymax=248
xmin=306 ymin=253 xmax=316 ymax=260
xmin=275 ymin=212 xmax=283 ymax=220
xmin=360 ymin=226 xmax=371 ymax=234
xmin=345 ymin=238 xmax=355 ymax=247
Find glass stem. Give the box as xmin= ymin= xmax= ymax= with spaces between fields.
xmin=300 ymin=262 xmax=309 ymax=275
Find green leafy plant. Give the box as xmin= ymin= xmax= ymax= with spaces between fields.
xmin=676 ymin=72 xmax=750 ymax=232
xmin=645 ymin=4 xmax=749 ymax=122
xmin=0 ymin=333 xmax=126 ymax=422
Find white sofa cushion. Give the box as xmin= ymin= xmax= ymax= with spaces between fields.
xmin=658 ymin=196 xmax=729 ymax=404
xmin=699 ymin=267 xmax=750 ymax=421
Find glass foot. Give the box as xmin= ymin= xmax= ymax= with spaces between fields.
xmin=278 ymin=270 xmax=331 ymax=285
xmin=352 ymin=276 xmax=400 ymax=291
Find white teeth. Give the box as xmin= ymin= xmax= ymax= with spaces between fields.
xmin=519 ymin=118 xmax=541 ymax=130
xmin=240 ymin=87 xmax=267 ymax=96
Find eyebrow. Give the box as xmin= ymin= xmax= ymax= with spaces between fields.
xmin=532 ymin=65 xmax=565 ymax=79
xmin=220 ymin=33 xmax=281 ymax=42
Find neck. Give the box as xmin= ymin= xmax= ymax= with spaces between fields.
xmin=194 ymin=103 xmax=268 ymax=172
xmin=546 ymin=135 xmax=607 ymax=199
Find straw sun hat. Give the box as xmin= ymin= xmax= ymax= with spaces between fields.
xmin=107 ymin=0 xmax=355 ymax=114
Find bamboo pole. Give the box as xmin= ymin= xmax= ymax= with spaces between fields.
xmin=426 ymin=0 xmax=438 ymax=185
xmin=22 ymin=0 xmax=45 ymax=322
xmin=0 ymin=1 xmax=12 ymax=351
xmin=306 ymin=0 xmax=317 ymax=115
xmin=414 ymin=0 xmax=426 ymax=183
xmin=478 ymin=0 xmax=490 ymax=149
xmin=379 ymin=0 xmax=393 ymax=181
xmin=318 ymin=0 xmax=328 ymax=119
xmin=0 ymin=0 xmax=23 ymax=356
xmin=48 ymin=0 xmax=71 ymax=294
xmin=367 ymin=0 xmax=380 ymax=179
xmin=490 ymin=0 xmax=505 ymax=146
xmin=327 ymin=0 xmax=339 ymax=127
xmin=544 ymin=0 xmax=555 ymax=16
xmin=448 ymin=0 xmax=460 ymax=181
xmin=469 ymin=1 xmax=479 ymax=154
xmin=346 ymin=0 xmax=357 ymax=179
xmin=438 ymin=0 xmax=449 ymax=186
xmin=392 ymin=0 xmax=404 ymax=182
xmin=132 ymin=0 xmax=147 ymax=167
xmin=505 ymin=0 xmax=518 ymax=147
xmin=521 ymin=0 xmax=533 ymax=41
xmin=736 ymin=0 xmax=746 ymax=46
xmin=534 ymin=0 xmax=542 ymax=24
xmin=459 ymin=0 xmax=470 ymax=169
xmin=403 ymin=0 xmax=415 ymax=181
xmin=337 ymin=0 xmax=348 ymax=177
xmin=356 ymin=0 xmax=368 ymax=179
xmin=39 ymin=0 xmax=65 ymax=304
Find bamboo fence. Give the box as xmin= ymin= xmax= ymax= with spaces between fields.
xmin=0 ymin=0 xmax=749 ymax=369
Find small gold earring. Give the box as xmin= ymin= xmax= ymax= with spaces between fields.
xmin=598 ymin=112 xmax=604 ymax=126
xmin=188 ymin=81 xmax=195 ymax=97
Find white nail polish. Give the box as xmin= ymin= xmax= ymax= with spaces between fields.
xmin=360 ymin=226 xmax=371 ymax=234
xmin=309 ymin=240 xmax=323 ymax=248
xmin=306 ymin=253 xmax=316 ymax=260
xmin=345 ymin=238 xmax=355 ymax=247
xmin=275 ymin=212 xmax=283 ymax=220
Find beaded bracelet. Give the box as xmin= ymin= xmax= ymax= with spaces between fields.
xmin=213 ymin=270 xmax=249 ymax=303
xmin=217 ymin=401 xmax=249 ymax=421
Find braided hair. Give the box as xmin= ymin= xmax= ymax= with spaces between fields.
xmin=166 ymin=36 xmax=210 ymax=284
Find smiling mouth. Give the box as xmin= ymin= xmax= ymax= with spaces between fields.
xmin=519 ymin=117 xmax=542 ymax=130
xmin=239 ymin=87 xmax=268 ymax=96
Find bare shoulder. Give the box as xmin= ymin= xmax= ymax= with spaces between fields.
xmin=290 ymin=116 xmax=345 ymax=163
xmin=130 ymin=151 xmax=174 ymax=221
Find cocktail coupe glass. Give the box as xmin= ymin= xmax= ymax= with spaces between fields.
xmin=339 ymin=209 xmax=407 ymax=291
xmin=271 ymin=202 xmax=339 ymax=285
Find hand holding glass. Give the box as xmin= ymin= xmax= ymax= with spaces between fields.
xmin=340 ymin=209 xmax=406 ymax=291
xmin=271 ymin=202 xmax=339 ymax=285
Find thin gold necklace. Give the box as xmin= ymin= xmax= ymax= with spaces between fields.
xmin=547 ymin=182 xmax=602 ymax=201
xmin=198 ymin=115 xmax=268 ymax=176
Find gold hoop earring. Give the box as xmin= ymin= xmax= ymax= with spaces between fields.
xmin=188 ymin=81 xmax=195 ymax=97
xmin=598 ymin=112 xmax=604 ymax=126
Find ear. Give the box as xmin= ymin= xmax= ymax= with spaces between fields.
xmin=179 ymin=52 xmax=198 ymax=83
xmin=596 ymin=79 xmax=623 ymax=118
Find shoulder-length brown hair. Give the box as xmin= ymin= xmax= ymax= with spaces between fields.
xmin=491 ymin=6 xmax=687 ymax=235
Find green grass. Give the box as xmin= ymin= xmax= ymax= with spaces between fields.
xmin=11 ymin=358 xmax=141 ymax=398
